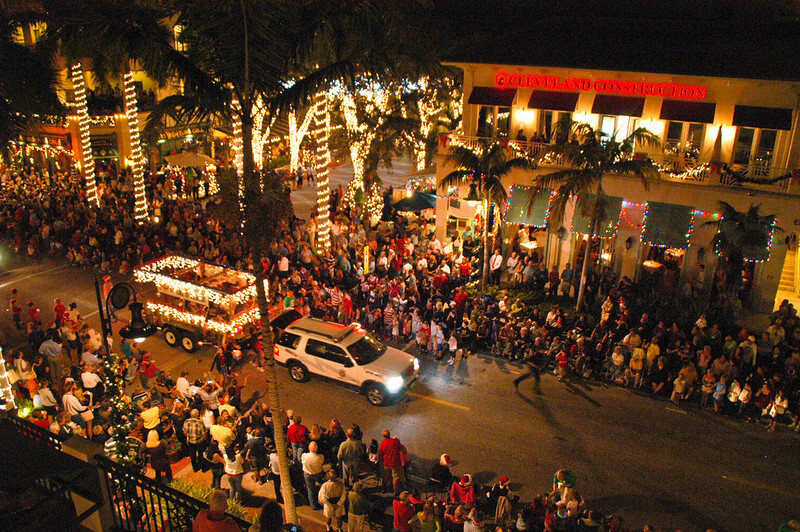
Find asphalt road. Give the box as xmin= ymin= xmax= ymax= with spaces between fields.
xmin=1 ymin=252 xmax=798 ymax=532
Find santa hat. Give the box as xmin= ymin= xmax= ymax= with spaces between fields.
xmin=499 ymin=476 xmax=510 ymax=486
xmin=460 ymin=474 xmax=472 ymax=486
xmin=440 ymin=454 xmax=452 ymax=466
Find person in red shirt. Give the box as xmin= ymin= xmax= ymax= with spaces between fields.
xmin=27 ymin=301 xmax=41 ymax=325
xmin=287 ymin=414 xmax=310 ymax=463
xmin=378 ymin=429 xmax=407 ymax=495
xmin=449 ymin=474 xmax=476 ymax=507
xmin=53 ymin=298 xmax=66 ymax=326
xmin=192 ymin=489 xmax=241 ymax=532
xmin=392 ymin=491 xmax=416 ymax=532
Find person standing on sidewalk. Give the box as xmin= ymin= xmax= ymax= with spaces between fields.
xmin=347 ymin=482 xmax=369 ymax=532
xmin=378 ymin=430 xmax=407 ymax=495
xmin=302 ymin=441 xmax=325 ymax=510
xmin=489 ymin=249 xmax=503 ymax=286
xmin=393 ymin=492 xmax=415 ymax=532
xmin=184 ymin=409 xmax=208 ymax=473
xmin=337 ymin=428 xmax=365 ymax=488
xmin=319 ymin=469 xmax=346 ymax=532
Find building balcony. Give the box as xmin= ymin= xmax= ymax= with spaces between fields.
xmin=444 ymin=132 xmax=799 ymax=197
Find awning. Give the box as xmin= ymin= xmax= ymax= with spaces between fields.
xmin=571 ymin=194 xmax=623 ymax=237
xmin=732 ymin=105 xmax=793 ymax=130
xmin=659 ymin=100 xmax=717 ymax=124
xmin=527 ymin=90 xmax=579 ymax=112
xmin=591 ymin=95 xmax=645 ymax=117
xmin=393 ymin=192 xmax=437 ymax=212
xmin=640 ymin=202 xmax=695 ymax=248
xmin=467 ymin=86 xmax=517 ymax=107
xmin=506 ymin=186 xmax=552 ymax=227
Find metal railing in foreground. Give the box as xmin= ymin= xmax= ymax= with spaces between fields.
xmin=94 ymin=454 xmax=251 ymax=532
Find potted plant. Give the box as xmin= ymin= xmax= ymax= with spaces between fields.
xmin=164 ymin=433 xmax=183 ymax=463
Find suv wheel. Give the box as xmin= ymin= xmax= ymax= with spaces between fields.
xmin=181 ymin=332 xmax=199 ymax=353
xmin=163 ymin=327 xmax=178 ymax=347
xmin=288 ymin=361 xmax=308 ymax=382
xmin=365 ymin=383 xmax=388 ymax=406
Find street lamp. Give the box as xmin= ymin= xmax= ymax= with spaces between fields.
xmin=94 ymin=276 xmax=156 ymax=351
xmin=120 ymin=301 xmax=157 ymax=343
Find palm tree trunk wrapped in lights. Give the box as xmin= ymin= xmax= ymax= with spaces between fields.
xmin=70 ymin=62 xmax=99 ymax=207
xmin=231 ymin=94 xmax=244 ymax=201
xmin=123 ymin=71 xmax=149 ymax=223
xmin=313 ymin=91 xmax=332 ymax=251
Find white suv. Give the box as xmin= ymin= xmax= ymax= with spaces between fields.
xmin=272 ymin=317 xmax=419 ymax=406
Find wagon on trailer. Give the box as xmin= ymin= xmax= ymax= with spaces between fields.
xmin=133 ymin=254 xmax=267 ymax=352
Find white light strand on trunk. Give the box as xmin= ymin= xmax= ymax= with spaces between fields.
xmin=231 ymin=95 xmax=244 ymax=177
xmin=252 ymin=95 xmax=265 ymax=170
xmin=313 ymin=91 xmax=331 ymax=251
xmin=123 ymin=71 xmax=149 ymax=223
xmin=70 ymin=63 xmax=98 ymax=207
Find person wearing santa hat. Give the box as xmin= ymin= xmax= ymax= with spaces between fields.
xmin=449 ymin=474 xmax=475 ymax=507
xmin=486 ymin=476 xmax=516 ymax=514
xmin=429 ymin=454 xmax=453 ymax=490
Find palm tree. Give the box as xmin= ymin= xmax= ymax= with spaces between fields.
xmin=533 ymin=123 xmax=660 ymax=309
xmin=138 ymin=2 xmax=437 ymax=522
xmin=440 ymin=138 xmax=534 ymax=288
xmin=0 ymin=10 xmax=63 ymax=164
xmin=40 ymin=0 xmax=178 ymax=220
xmin=703 ymin=201 xmax=781 ymax=296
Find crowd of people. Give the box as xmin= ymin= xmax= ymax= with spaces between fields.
xmin=2 ymin=162 xmax=800 ymax=531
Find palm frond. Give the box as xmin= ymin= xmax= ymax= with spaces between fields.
xmin=608 ymin=159 xmax=661 ymax=189
xmin=439 ymin=169 xmax=472 ymax=190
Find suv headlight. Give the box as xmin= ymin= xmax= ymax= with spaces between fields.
xmin=385 ymin=376 xmax=404 ymax=393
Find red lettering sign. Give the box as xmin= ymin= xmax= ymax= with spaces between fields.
xmin=494 ymin=71 xmax=707 ymax=100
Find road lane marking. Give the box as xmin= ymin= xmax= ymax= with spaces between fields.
xmin=83 ymin=310 xmax=99 ymax=319
xmin=665 ymin=407 xmax=687 ymax=414
xmin=0 ymin=265 xmax=70 ymax=288
xmin=406 ymin=391 xmax=471 ymax=411
xmin=721 ymin=475 xmax=800 ymax=499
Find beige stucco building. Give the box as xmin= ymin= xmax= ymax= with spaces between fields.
xmin=436 ymin=59 xmax=800 ymax=312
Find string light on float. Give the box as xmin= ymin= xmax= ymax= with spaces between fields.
xmin=70 ymin=62 xmax=99 ymax=207
xmin=0 ymin=349 xmax=15 ymax=411
xmin=123 ymin=71 xmax=149 ymax=224
xmin=313 ymin=91 xmax=332 ymax=252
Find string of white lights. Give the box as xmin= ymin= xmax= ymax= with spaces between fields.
xmin=0 ymin=350 xmax=15 ymax=411
xmin=313 ymin=91 xmax=331 ymax=251
xmin=123 ymin=71 xmax=149 ymax=223
xmin=70 ymin=62 xmax=99 ymax=207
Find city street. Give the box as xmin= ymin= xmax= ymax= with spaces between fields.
xmin=1 ymin=251 xmax=798 ymax=532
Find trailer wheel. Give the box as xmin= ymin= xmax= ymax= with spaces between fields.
xmin=181 ymin=332 xmax=200 ymax=353
xmin=163 ymin=327 xmax=179 ymax=348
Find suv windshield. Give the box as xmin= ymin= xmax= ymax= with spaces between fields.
xmin=348 ymin=333 xmax=387 ymax=365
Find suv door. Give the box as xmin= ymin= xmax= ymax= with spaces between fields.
xmin=305 ymin=339 xmax=358 ymax=385
xmin=275 ymin=331 xmax=302 ymax=364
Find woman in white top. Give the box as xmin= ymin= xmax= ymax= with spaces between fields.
xmin=224 ymin=444 xmax=245 ymax=501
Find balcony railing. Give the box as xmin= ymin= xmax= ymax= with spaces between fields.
xmin=445 ymin=132 xmax=797 ymax=195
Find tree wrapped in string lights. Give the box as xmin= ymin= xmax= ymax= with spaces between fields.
xmin=123 ymin=71 xmax=149 ymax=223
xmin=70 ymin=62 xmax=99 ymax=207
